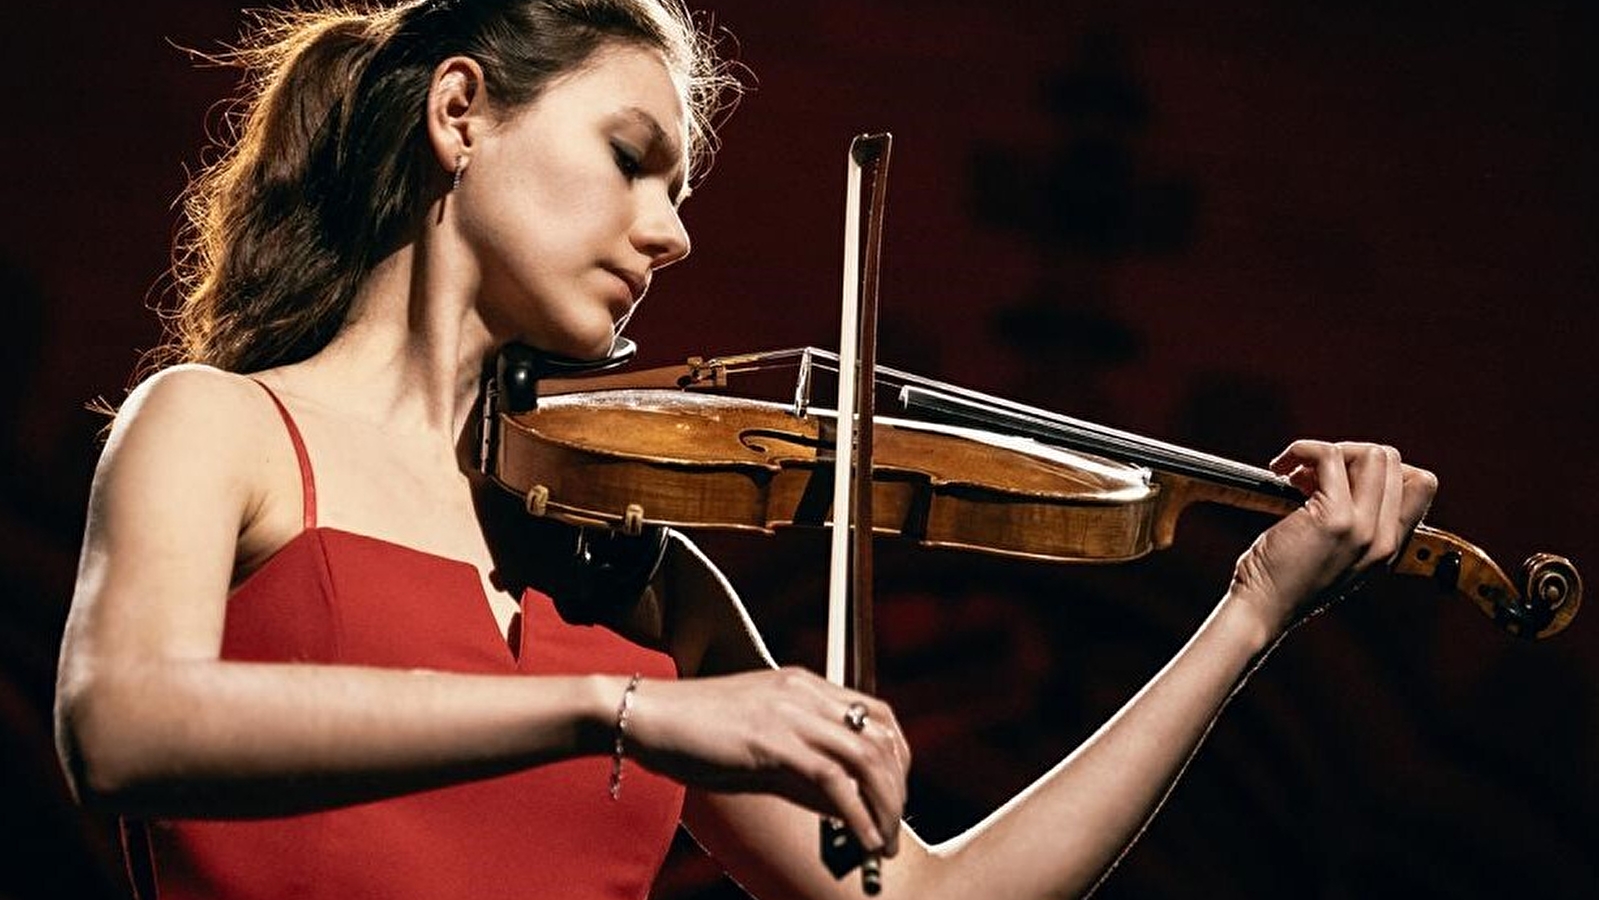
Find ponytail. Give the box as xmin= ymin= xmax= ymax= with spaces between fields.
xmin=165 ymin=8 xmax=397 ymax=374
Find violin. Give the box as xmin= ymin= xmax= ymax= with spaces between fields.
xmin=478 ymin=343 xmax=1581 ymax=641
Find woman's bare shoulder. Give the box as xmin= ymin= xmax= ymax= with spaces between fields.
xmin=105 ymin=365 xmax=286 ymax=454
xmin=117 ymin=364 xmax=262 ymax=420
xmin=95 ymin=364 xmax=284 ymax=511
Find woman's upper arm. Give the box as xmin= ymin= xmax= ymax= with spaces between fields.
xmin=660 ymin=530 xmax=780 ymax=678
xmin=684 ymin=789 xmax=938 ymax=900
xmin=61 ymin=366 xmax=268 ymax=678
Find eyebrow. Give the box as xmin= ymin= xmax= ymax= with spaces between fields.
xmin=618 ymin=106 xmax=691 ymax=204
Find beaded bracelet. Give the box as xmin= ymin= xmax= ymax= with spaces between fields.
xmin=609 ymin=673 xmax=642 ymax=800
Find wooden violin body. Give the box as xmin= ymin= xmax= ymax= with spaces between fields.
xmin=495 ymin=389 xmax=1162 ymax=561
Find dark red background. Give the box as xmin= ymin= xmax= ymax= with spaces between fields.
xmin=3 ymin=1 xmax=1594 ymax=897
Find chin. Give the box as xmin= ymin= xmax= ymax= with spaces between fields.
xmin=572 ymin=326 xmax=624 ymax=360
xmin=502 ymin=312 xmax=618 ymax=362
xmin=527 ymin=329 xmax=619 ymax=363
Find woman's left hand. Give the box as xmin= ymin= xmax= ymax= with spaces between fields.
xmin=1228 ymin=440 xmax=1438 ymax=636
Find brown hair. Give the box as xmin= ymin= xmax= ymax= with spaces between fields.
xmin=158 ymin=0 xmax=732 ymax=375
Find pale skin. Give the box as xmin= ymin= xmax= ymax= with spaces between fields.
xmin=55 ymin=42 xmax=1437 ymax=900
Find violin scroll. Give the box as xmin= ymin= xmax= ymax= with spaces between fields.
xmin=1518 ymin=552 xmax=1582 ymax=637
xmin=1393 ymin=526 xmax=1581 ymax=639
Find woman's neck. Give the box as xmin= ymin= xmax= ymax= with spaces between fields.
xmin=280 ymin=240 xmax=495 ymax=444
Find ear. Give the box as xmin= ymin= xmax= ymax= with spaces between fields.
xmin=426 ymin=56 xmax=490 ymax=177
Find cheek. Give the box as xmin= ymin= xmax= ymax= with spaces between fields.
xmin=479 ymin=173 xmax=610 ymax=261
xmin=452 ymin=135 xmax=627 ymax=293
xmin=457 ymin=174 xmax=558 ymax=276
xmin=540 ymin=173 xmax=628 ymax=239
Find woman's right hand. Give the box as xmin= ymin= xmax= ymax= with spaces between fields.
xmin=621 ymin=667 xmax=910 ymax=857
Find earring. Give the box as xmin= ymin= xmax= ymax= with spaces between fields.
xmin=452 ymin=154 xmax=467 ymax=191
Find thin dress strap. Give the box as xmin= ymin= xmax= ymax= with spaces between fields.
xmin=250 ymin=379 xmax=318 ymax=530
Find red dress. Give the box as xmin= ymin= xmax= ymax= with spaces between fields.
xmin=124 ymin=383 xmax=684 ymax=900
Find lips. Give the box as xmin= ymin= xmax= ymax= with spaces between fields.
xmin=608 ymin=267 xmax=648 ymax=304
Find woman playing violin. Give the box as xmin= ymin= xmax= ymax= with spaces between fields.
xmin=54 ymin=1 xmax=1437 ymax=897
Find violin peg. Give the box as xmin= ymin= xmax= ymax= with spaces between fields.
xmin=525 ymin=485 xmax=550 ymax=518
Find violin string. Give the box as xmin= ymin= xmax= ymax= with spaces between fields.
xmin=899 ymin=386 xmax=1299 ymax=499
xmin=701 ymin=348 xmax=1294 ymax=494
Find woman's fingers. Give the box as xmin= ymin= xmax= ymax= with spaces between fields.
xmin=803 ymin=697 xmax=907 ymax=854
xmin=1272 ymin=441 xmax=1424 ymax=571
xmin=626 ymin=667 xmax=910 ymax=855
xmin=1400 ymin=462 xmax=1439 ymax=531
xmin=1270 ymin=439 xmax=1354 ymax=510
xmin=1338 ymin=443 xmax=1394 ymax=566
xmin=1240 ymin=440 xmax=1438 ymax=632
xmin=807 ymin=753 xmax=885 ymax=853
xmin=1367 ymin=445 xmax=1407 ymax=567
xmin=783 ymin=673 xmax=906 ymax=853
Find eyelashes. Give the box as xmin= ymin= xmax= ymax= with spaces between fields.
xmin=611 ymin=141 xmax=643 ymax=179
xmin=610 ymin=137 xmax=686 ymax=206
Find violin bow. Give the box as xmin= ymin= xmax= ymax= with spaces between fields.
xmin=821 ymin=132 xmax=892 ymax=895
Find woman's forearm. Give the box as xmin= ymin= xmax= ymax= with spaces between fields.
xmin=916 ymin=592 xmax=1274 ymax=899
xmin=56 ymin=657 xmax=626 ymax=817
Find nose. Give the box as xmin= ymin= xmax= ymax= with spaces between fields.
xmin=632 ymin=189 xmax=691 ymax=270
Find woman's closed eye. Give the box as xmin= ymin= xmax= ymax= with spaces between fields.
xmin=611 ymin=141 xmax=643 ymax=180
